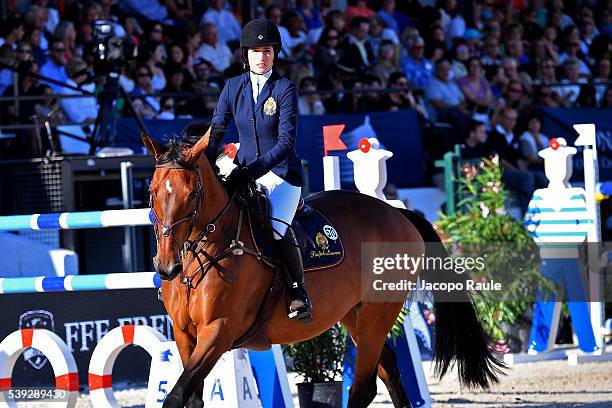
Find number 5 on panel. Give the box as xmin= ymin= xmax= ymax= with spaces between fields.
xmin=146 ymin=342 xmax=183 ymax=407
xmin=156 ymin=381 xmax=168 ymax=403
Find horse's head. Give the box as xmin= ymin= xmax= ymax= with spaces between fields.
xmin=143 ymin=127 xmax=214 ymax=281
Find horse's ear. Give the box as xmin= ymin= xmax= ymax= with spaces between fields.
xmin=142 ymin=132 xmax=165 ymax=161
xmin=184 ymin=126 xmax=211 ymax=166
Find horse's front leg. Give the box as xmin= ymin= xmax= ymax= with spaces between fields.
xmin=185 ymin=383 xmax=204 ymax=408
xmin=170 ymin=327 xmax=204 ymax=408
xmin=162 ymin=321 xmax=233 ymax=408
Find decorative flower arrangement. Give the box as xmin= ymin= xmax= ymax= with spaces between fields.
xmin=434 ymin=158 xmax=547 ymax=345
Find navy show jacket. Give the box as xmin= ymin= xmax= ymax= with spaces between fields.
xmin=210 ymin=70 xmax=305 ymax=187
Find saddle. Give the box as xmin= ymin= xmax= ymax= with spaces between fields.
xmin=231 ymin=188 xmax=345 ymax=350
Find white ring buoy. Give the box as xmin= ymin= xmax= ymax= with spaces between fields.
xmin=88 ymin=325 xmax=167 ymax=407
xmin=0 ymin=328 xmax=78 ymax=408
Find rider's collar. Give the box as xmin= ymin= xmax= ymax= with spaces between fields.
xmin=249 ymin=68 xmax=273 ymax=81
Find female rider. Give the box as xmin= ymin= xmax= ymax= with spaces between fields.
xmin=208 ymin=19 xmax=312 ymax=323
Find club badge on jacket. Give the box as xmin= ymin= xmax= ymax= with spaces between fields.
xmin=263 ymin=97 xmax=277 ymax=115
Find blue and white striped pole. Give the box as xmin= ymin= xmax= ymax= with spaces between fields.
xmin=0 ymin=272 xmax=161 ymax=294
xmin=0 ymin=208 xmax=153 ymax=231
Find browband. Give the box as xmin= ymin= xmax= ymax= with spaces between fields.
xmin=155 ymin=162 xmax=194 ymax=170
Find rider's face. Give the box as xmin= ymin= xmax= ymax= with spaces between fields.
xmin=248 ymin=46 xmax=274 ymax=74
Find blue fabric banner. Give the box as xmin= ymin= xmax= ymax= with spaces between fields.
xmin=538 ymin=107 xmax=612 ymax=182
xmin=115 ymin=110 xmax=425 ymax=192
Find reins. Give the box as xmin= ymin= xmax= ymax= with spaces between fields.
xmin=151 ymin=162 xmax=284 ymax=302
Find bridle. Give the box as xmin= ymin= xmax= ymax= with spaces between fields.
xmin=149 ymin=161 xmax=261 ymax=301
xmin=150 ymin=162 xmax=204 ymax=259
xmin=150 ymin=158 xmax=303 ymax=303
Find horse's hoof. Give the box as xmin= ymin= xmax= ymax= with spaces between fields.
xmin=162 ymin=394 xmax=183 ymax=408
xmin=186 ymin=400 xmax=204 ymax=408
xmin=185 ymin=392 xmax=204 ymax=408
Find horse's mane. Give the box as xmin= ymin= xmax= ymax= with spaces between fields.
xmin=157 ymin=121 xmax=214 ymax=169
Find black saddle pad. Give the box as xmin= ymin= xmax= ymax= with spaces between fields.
xmin=247 ymin=204 xmax=344 ymax=272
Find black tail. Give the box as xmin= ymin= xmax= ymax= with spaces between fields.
xmin=398 ymin=208 xmax=506 ymax=389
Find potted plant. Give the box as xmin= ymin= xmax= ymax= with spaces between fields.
xmin=285 ymin=323 xmax=347 ymax=407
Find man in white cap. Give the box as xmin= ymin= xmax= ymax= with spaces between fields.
xmin=523 ymin=137 xmax=599 ymax=354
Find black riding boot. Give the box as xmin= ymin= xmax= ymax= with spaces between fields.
xmin=275 ymin=230 xmax=312 ymax=323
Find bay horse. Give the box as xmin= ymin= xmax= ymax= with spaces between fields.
xmin=142 ymin=127 xmax=504 ymax=408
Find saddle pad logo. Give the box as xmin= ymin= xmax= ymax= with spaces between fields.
xmin=315 ymin=232 xmax=329 ymax=250
xmin=18 ymin=310 xmax=55 ymax=369
xmin=323 ymin=225 xmax=338 ymax=240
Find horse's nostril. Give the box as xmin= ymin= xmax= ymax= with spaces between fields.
xmin=153 ymin=258 xmax=166 ymax=275
xmin=169 ymin=263 xmax=183 ymax=277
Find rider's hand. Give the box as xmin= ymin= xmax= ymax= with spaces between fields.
xmin=224 ymin=166 xmax=253 ymax=193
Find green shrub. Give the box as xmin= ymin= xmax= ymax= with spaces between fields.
xmin=285 ymin=323 xmax=348 ymax=383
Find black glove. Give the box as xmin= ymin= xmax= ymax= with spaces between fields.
xmin=224 ymin=166 xmax=253 ymax=193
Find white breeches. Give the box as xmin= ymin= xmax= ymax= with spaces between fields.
xmin=257 ymin=171 xmax=301 ymax=239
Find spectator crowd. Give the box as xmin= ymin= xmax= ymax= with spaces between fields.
xmin=0 ymin=0 xmax=610 ymax=205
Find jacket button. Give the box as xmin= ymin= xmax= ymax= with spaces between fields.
xmin=249 ymin=118 xmax=254 ymax=123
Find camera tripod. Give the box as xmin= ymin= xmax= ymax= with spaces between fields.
xmin=90 ymin=71 xmax=149 ymax=154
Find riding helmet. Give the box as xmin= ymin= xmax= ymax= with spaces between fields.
xmin=240 ymin=19 xmax=282 ymax=63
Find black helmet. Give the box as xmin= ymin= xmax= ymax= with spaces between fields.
xmin=240 ymin=18 xmax=282 ymax=51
